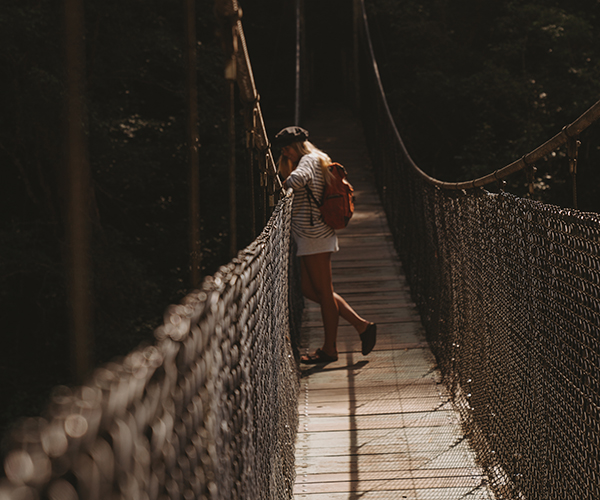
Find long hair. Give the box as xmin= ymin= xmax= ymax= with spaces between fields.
xmin=278 ymin=140 xmax=333 ymax=183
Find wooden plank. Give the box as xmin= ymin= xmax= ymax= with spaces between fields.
xmin=333 ymin=284 xmax=410 ymax=295
xmin=331 ymin=259 xmax=401 ymax=269
xmin=302 ymin=309 xmax=420 ymax=324
xmin=299 ymin=326 xmax=426 ymax=352
xmin=296 ymin=468 xmax=484 ymax=484
xmin=295 ymin=454 xmax=426 ymax=475
xmin=300 ymin=381 xmax=445 ymax=403
xmin=296 ymin=476 xmax=482 ymax=494
xmin=299 ymin=398 xmax=452 ymax=417
xmin=332 ymin=271 xmax=408 ymax=283
xmin=298 ymin=412 xmax=457 ymax=433
xmin=293 ymin=489 xmax=490 ymax=500
xmin=301 ymin=312 xmax=421 ymax=327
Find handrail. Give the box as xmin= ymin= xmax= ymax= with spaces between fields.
xmin=359 ymin=0 xmax=600 ymax=191
xmin=428 ymin=99 xmax=600 ymax=190
xmin=215 ymin=0 xmax=283 ymax=200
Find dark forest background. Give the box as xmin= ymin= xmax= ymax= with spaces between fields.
xmin=2 ymin=0 xmax=600 ymax=453
xmin=367 ymin=0 xmax=600 ymax=207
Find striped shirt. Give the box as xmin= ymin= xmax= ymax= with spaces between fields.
xmin=285 ymin=152 xmax=335 ymax=239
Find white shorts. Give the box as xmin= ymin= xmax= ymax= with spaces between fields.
xmin=293 ymin=233 xmax=339 ymax=257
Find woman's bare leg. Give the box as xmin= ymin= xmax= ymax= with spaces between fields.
xmin=301 ymin=258 xmax=370 ymax=335
xmin=335 ymin=293 xmax=370 ymax=334
xmin=301 ymin=252 xmax=339 ymax=357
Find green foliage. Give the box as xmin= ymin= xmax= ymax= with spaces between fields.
xmin=367 ymin=0 xmax=600 ymax=211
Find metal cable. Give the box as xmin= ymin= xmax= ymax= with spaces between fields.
xmin=357 ymin=0 xmax=600 ymax=192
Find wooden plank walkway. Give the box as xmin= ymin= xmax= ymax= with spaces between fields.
xmin=293 ymin=105 xmax=493 ymax=499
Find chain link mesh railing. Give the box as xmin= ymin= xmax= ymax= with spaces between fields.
xmin=0 ymin=194 xmax=302 ymax=500
xmin=358 ymin=0 xmax=600 ymax=498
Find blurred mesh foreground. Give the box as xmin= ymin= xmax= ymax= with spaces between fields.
xmin=1 ymin=196 xmax=303 ymax=500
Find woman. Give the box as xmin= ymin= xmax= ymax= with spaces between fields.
xmin=275 ymin=126 xmax=377 ymax=364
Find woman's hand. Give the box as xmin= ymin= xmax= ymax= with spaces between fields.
xmin=278 ymin=159 xmax=292 ymax=180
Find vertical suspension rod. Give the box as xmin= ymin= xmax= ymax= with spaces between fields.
xmin=228 ymin=78 xmax=237 ymax=258
xmin=294 ymin=0 xmax=301 ymax=125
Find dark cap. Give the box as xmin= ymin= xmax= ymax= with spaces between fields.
xmin=274 ymin=126 xmax=309 ymax=148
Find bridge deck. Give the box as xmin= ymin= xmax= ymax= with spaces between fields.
xmin=293 ymin=105 xmax=492 ymax=499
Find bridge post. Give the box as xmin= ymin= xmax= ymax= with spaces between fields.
xmin=215 ymin=0 xmax=241 ymax=258
xmin=184 ymin=0 xmax=202 ymax=286
xmin=64 ymin=0 xmax=93 ymax=384
xmin=352 ymin=0 xmax=361 ymax=110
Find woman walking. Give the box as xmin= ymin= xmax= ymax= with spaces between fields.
xmin=275 ymin=126 xmax=377 ymax=364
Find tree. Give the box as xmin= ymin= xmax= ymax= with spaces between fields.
xmin=0 ymin=0 xmax=236 ymax=448
xmin=366 ymin=0 xmax=600 ymax=211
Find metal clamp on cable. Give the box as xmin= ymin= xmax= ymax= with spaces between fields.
xmin=526 ymin=163 xmax=538 ymax=197
xmin=493 ymin=170 xmax=507 ymax=192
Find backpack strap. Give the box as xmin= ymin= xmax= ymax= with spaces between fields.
xmin=305 ymin=185 xmax=321 ymax=226
xmin=305 ymin=164 xmax=333 ymax=226
xmin=305 ymin=185 xmax=321 ymax=206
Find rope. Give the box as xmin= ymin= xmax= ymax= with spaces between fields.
xmin=358 ymin=0 xmax=600 ymax=192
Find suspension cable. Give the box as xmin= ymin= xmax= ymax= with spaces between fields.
xmin=358 ymin=0 xmax=600 ymax=192
xmin=294 ymin=0 xmax=302 ymax=125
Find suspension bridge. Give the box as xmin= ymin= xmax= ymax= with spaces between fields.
xmin=2 ymin=1 xmax=600 ymax=499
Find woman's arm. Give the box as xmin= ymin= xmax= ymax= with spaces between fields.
xmin=278 ymin=156 xmax=293 ymax=180
xmin=285 ymin=155 xmax=315 ymax=190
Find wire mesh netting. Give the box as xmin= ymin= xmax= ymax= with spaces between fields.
xmin=1 ymin=195 xmax=303 ymax=500
xmin=358 ymin=1 xmax=600 ymax=498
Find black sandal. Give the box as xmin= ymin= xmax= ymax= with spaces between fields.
xmin=300 ymin=348 xmax=338 ymax=364
xmin=360 ymin=323 xmax=377 ymax=355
